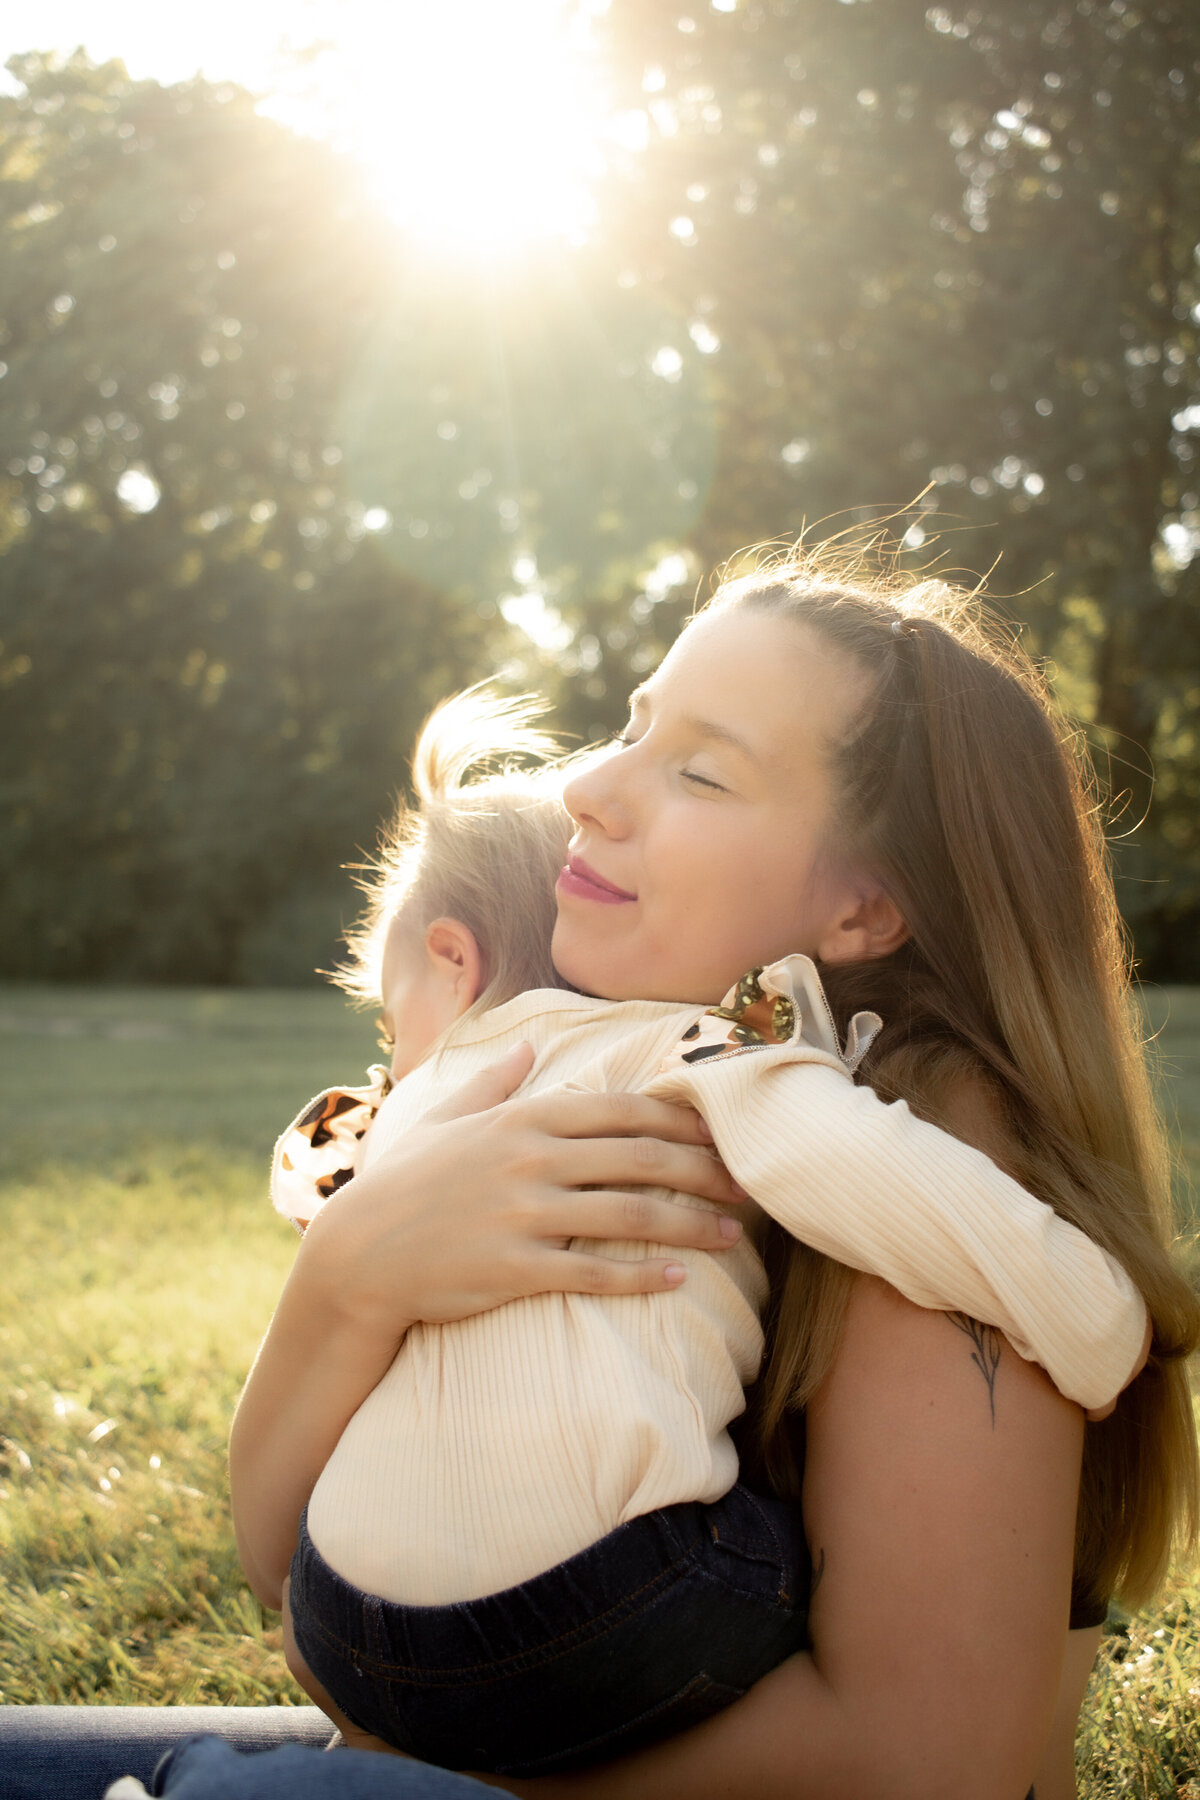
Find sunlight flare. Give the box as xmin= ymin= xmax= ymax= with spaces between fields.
xmin=266 ymin=0 xmax=608 ymax=254
xmin=4 ymin=0 xmax=611 ymax=256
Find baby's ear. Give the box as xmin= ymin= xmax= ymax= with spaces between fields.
xmin=424 ymin=917 xmax=485 ymax=1014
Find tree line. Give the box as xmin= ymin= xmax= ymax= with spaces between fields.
xmin=1 ymin=0 xmax=1197 ymax=984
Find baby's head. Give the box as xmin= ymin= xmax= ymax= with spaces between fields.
xmin=335 ymin=689 xmax=573 ymax=1075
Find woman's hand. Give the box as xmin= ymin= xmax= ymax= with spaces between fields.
xmin=231 ymin=1042 xmax=744 ymax=1610
xmin=306 ymin=1040 xmax=746 ymax=1339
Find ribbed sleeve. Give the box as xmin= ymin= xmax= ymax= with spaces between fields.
xmin=648 ymin=1044 xmax=1145 ymax=1412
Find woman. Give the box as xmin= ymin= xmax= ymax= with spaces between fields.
xmin=10 ymin=551 xmax=1199 ymax=1798
xmin=227 ymin=554 xmax=1198 ymax=1798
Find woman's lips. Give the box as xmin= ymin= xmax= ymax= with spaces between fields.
xmin=556 ymin=856 xmax=636 ymax=905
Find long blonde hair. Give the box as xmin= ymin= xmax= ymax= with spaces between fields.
xmin=716 ymin=550 xmax=1199 ymax=1610
xmin=334 ymin=688 xmax=573 ymax=1017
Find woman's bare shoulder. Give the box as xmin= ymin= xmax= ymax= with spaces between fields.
xmin=827 ymin=1269 xmax=1070 ymax=1416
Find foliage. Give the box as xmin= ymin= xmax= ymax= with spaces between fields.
xmin=539 ymin=0 xmax=1200 ymax=965
xmin=1076 ymin=1571 xmax=1200 ymax=1799
xmin=1 ymin=5 xmax=1199 ymax=979
xmin=0 ymin=56 xmax=496 ymax=983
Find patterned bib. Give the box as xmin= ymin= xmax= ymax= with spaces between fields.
xmin=271 ymin=1064 xmax=394 ymax=1231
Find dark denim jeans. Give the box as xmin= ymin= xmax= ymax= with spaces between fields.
xmin=289 ymin=1484 xmax=811 ymax=1778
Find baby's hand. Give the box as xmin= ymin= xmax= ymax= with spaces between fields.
xmin=1083 ymin=1311 xmax=1153 ymax=1423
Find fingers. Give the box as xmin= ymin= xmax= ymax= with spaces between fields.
xmin=540 ymin=1136 xmax=743 ymax=1207
xmin=425 ymin=1042 xmax=536 ymax=1124
xmin=428 ymin=1084 xmax=734 ymax=1201
xmin=1086 ymin=1314 xmax=1154 ymax=1421
xmin=540 ymin=1248 xmax=692 ymax=1296
xmin=549 ymin=1188 xmax=742 ymax=1251
xmin=526 ymin=1089 xmax=715 ymax=1146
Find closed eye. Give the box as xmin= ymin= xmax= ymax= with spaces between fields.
xmin=614 ymin=723 xmax=726 ymax=792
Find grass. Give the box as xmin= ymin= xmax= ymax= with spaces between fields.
xmin=0 ymin=983 xmax=379 ymax=1708
xmin=0 ymin=980 xmax=1197 ymax=1793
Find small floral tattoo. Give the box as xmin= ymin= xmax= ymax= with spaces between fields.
xmin=949 ymin=1313 xmax=1002 ymax=1425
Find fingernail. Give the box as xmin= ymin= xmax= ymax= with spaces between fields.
xmin=696 ymin=1116 xmax=713 ymax=1141
xmin=718 ymin=1216 xmax=742 ymax=1241
xmin=663 ymin=1263 xmax=687 ymax=1285
xmin=730 ymin=1182 xmax=749 ymax=1202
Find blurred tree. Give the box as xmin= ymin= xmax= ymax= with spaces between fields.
xmin=0 ymin=53 xmax=494 ymax=981
xmin=533 ymin=0 xmax=1200 ymax=968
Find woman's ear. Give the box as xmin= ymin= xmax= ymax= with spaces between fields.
xmin=423 ymin=918 xmax=486 ymax=1017
xmin=817 ymin=885 xmax=909 ymax=967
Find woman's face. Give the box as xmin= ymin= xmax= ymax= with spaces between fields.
xmin=553 ymin=604 xmax=876 ymax=1004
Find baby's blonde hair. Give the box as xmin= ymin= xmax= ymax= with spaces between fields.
xmin=334 ymin=688 xmax=573 ymax=1017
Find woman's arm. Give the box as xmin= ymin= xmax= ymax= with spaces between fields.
xmin=230 ymin=1046 xmax=746 ymax=1608
xmin=1031 ymin=1624 xmax=1102 ymax=1800
xmin=489 ymin=1276 xmax=1082 ymax=1800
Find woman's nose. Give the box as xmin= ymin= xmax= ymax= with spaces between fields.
xmin=563 ymin=746 xmax=631 ymax=838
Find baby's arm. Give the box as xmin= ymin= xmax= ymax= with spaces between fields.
xmin=649 ymin=1045 xmax=1146 ymax=1413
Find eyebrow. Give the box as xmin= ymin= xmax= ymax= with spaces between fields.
xmin=627 ymin=685 xmax=760 ymax=763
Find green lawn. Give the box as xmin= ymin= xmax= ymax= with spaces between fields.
xmin=0 ymin=982 xmax=1197 ymax=1794
xmin=0 ymin=984 xmax=380 ymax=1707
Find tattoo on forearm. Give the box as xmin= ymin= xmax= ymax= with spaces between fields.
xmin=948 ymin=1312 xmax=1001 ymax=1425
xmin=809 ymin=1546 xmax=826 ymax=1602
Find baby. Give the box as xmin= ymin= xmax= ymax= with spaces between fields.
xmin=270 ymin=691 xmax=1144 ymax=1777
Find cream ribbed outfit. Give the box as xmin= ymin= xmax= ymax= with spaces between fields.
xmin=283 ymin=956 xmax=1145 ymax=1606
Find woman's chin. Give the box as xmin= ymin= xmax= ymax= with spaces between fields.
xmin=551 ymin=925 xmax=711 ymax=1006
xmin=549 ymin=927 xmax=608 ymax=999
xmin=551 ymin=950 xmax=635 ymax=1004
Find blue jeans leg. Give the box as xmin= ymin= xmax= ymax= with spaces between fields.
xmin=149 ymin=1737 xmax=513 ymax=1800
xmin=0 ymin=1706 xmax=332 ymax=1800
